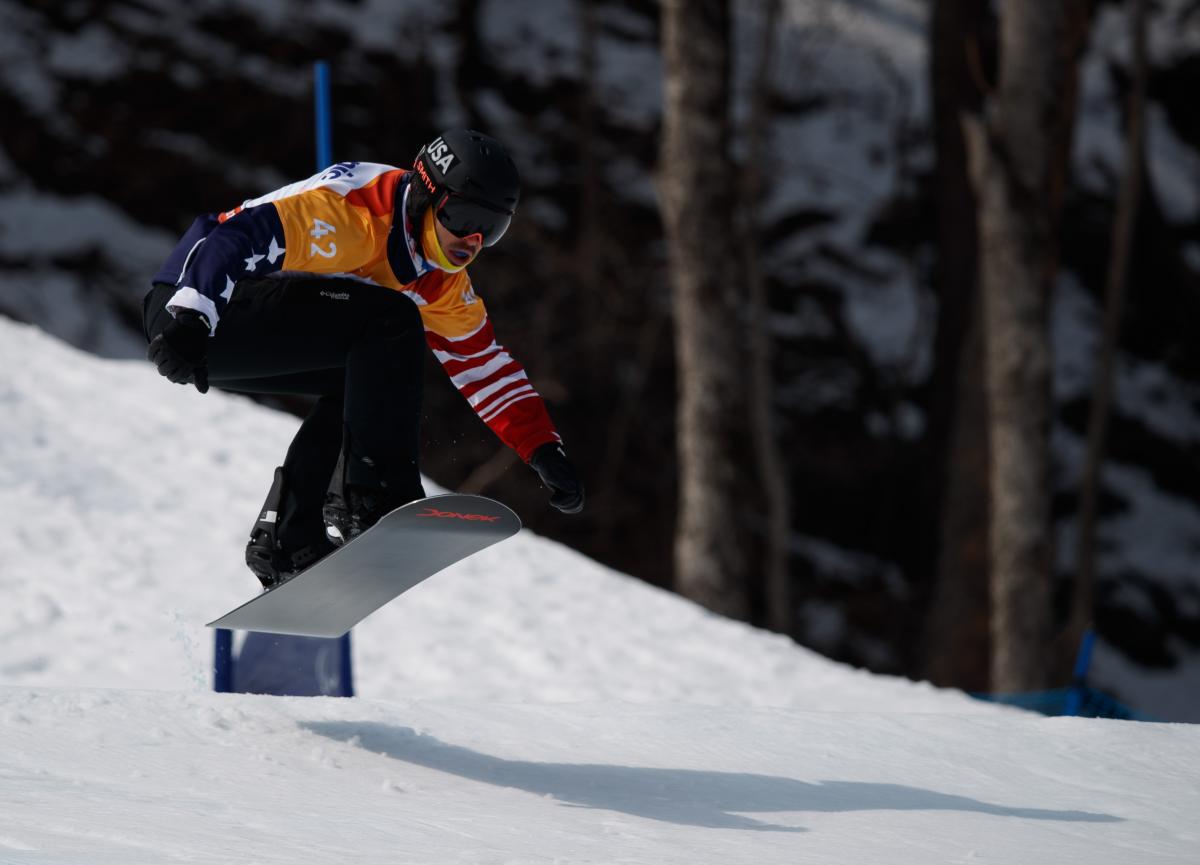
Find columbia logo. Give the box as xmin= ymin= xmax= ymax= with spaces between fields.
xmin=320 ymin=290 xmax=350 ymax=301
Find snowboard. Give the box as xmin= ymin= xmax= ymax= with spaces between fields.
xmin=207 ymin=493 xmax=521 ymax=638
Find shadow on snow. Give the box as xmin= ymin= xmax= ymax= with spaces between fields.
xmin=302 ymin=721 xmax=1122 ymax=833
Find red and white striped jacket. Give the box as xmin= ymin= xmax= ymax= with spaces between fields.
xmin=409 ymin=269 xmax=562 ymax=461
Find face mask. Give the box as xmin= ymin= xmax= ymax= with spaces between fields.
xmin=421 ymin=208 xmax=468 ymax=273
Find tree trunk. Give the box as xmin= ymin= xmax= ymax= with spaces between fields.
xmin=740 ymin=0 xmax=792 ymax=634
xmin=1071 ymin=0 xmax=1148 ymax=648
xmin=661 ymin=0 xmax=749 ymax=619
xmin=964 ymin=0 xmax=1089 ymax=692
xmin=923 ymin=305 xmax=992 ymax=689
xmin=920 ymin=0 xmax=991 ymax=691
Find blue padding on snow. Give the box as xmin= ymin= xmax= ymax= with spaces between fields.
xmin=970 ymin=687 xmax=1153 ymax=721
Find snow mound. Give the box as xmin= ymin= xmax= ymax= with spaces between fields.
xmin=0 ymin=317 xmax=990 ymax=713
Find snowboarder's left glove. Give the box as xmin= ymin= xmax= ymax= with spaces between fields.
xmin=529 ymin=443 xmax=584 ymax=514
xmin=148 ymin=309 xmax=210 ymax=393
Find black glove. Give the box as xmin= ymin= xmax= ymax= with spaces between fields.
xmin=529 ymin=443 xmax=584 ymax=514
xmin=147 ymin=309 xmax=210 ymax=393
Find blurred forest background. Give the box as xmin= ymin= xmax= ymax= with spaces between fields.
xmin=1 ymin=0 xmax=1198 ymax=720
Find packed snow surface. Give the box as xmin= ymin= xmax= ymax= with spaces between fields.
xmin=1 ymin=318 xmax=1197 ymax=864
xmin=4 ymin=689 xmax=1197 ymax=864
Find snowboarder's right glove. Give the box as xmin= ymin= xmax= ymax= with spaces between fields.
xmin=148 ymin=309 xmax=210 ymax=394
xmin=529 ymin=443 xmax=584 ymax=514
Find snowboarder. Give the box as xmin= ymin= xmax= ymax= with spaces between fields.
xmin=144 ymin=129 xmax=584 ymax=588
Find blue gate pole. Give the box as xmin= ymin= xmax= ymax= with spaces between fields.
xmin=314 ymin=60 xmax=333 ymax=170
xmin=213 ymin=628 xmax=233 ymax=692
xmin=315 ymin=58 xmax=355 ymax=696
xmin=1063 ymin=628 xmax=1097 ymax=716
xmin=338 ymin=635 xmax=354 ymax=697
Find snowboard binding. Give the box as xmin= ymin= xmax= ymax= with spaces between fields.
xmin=246 ymin=466 xmax=335 ymax=589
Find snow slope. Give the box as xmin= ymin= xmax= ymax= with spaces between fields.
xmin=0 ymin=317 xmax=988 ymax=713
xmin=4 ymin=689 xmax=1197 ymax=865
xmin=1 ymin=318 xmax=1198 ymax=864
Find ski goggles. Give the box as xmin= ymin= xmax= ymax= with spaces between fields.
xmin=435 ymin=192 xmax=513 ymax=247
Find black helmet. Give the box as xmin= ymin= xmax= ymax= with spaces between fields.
xmin=406 ymin=129 xmax=520 ymax=247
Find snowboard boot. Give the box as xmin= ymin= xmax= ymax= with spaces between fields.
xmin=322 ymin=487 xmax=352 ymax=547
xmin=323 ymin=484 xmax=422 ymax=547
xmin=245 ymin=466 xmax=336 ymax=589
xmin=245 ymin=530 xmax=336 ymax=590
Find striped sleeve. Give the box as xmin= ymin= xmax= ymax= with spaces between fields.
xmin=418 ymin=274 xmax=560 ymax=461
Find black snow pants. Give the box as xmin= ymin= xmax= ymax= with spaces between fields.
xmin=143 ymin=276 xmax=426 ymax=550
